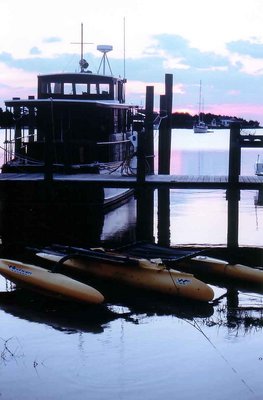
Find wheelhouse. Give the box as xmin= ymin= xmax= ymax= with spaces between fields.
xmin=38 ymin=73 xmax=126 ymax=103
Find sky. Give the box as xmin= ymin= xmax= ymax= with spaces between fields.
xmin=1 ymin=0 xmax=263 ymax=123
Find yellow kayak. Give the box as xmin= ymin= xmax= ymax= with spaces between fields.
xmin=0 ymin=258 xmax=104 ymax=304
xmin=177 ymin=255 xmax=263 ymax=285
xmin=36 ymin=252 xmax=214 ymax=302
xmin=107 ymin=242 xmax=263 ymax=287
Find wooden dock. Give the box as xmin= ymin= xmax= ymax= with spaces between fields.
xmin=0 ymin=172 xmax=262 ymax=190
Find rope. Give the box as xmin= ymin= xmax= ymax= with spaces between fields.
xmin=185 ymin=318 xmax=255 ymax=395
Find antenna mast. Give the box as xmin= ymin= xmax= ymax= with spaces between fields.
xmin=71 ymin=23 xmax=93 ymax=72
xmin=97 ymin=45 xmax=113 ymax=75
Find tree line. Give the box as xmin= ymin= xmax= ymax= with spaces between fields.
xmin=171 ymin=112 xmax=260 ymax=129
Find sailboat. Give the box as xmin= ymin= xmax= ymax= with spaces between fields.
xmin=193 ymin=80 xmax=208 ymax=134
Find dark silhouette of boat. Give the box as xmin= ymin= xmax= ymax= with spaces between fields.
xmin=1 ymin=25 xmax=141 ymax=203
xmin=0 ymin=26 xmax=142 ymax=248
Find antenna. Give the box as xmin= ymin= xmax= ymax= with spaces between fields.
xmin=123 ymin=17 xmax=126 ymax=80
xmin=97 ymin=45 xmax=113 ymax=75
xmin=71 ymin=23 xmax=93 ymax=72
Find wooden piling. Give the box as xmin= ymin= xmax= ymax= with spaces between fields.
xmin=228 ymin=122 xmax=241 ymax=182
xmin=136 ymin=187 xmax=155 ymax=242
xmin=44 ymin=100 xmax=55 ymax=182
xmin=13 ymin=100 xmax=22 ymax=156
xmin=227 ymin=123 xmax=241 ymax=248
xmin=158 ymin=74 xmax=173 ymax=175
xmin=145 ymin=85 xmax=154 ymax=174
xmin=136 ymin=86 xmax=155 ymax=241
xmin=157 ymin=74 xmax=173 ymax=245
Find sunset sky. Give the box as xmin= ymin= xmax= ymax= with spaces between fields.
xmin=1 ymin=0 xmax=263 ymax=123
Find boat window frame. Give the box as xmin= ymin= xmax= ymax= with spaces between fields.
xmin=38 ymin=75 xmax=118 ymax=99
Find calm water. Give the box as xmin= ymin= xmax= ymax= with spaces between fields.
xmin=0 ymin=128 xmax=263 ymax=400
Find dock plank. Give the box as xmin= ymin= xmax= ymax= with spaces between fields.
xmin=0 ymin=172 xmax=262 ymax=189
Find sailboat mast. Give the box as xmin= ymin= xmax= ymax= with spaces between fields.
xmin=199 ymin=80 xmax=202 ymax=119
xmin=80 ymin=22 xmax=84 ymax=67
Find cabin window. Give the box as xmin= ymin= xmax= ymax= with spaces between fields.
xmin=76 ymin=83 xmax=88 ymax=95
xmin=64 ymin=83 xmax=75 ymax=95
xmin=100 ymin=83 xmax=110 ymax=94
xmin=89 ymin=83 xmax=98 ymax=94
xmin=41 ymin=82 xmax=49 ymax=94
xmin=50 ymin=82 xmax=62 ymax=94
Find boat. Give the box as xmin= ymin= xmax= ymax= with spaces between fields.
xmin=193 ymin=80 xmax=207 ymax=134
xmin=0 ymin=25 xmax=142 ymax=247
xmin=35 ymin=247 xmax=214 ymax=302
xmin=0 ymin=258 xmax=104 ymax=304
xmin=193 ymin=120 xmax=208 ymax=134
xmin=1 ymin=24 xmax=141 ymax=208
xmin=110 ymin=242 xmax=263 ymax=288
xmin=176 ymin=255 xmax=263 ymax=286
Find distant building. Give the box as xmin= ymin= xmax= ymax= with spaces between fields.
xmin=210 ymin=118 xmax=220 ymax=127
xmin=220 ymin=118 xmax=238 ymax=127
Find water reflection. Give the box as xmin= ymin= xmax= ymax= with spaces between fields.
xmin=0 ymin=288 xmax=118 ymax=334
xmin=206 ymin=289 xmax=263 ymax=337
xmin=1 ymin=273 xmax=263 ymax=337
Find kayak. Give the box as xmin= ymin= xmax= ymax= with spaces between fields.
xmin=0 ymin=258 xmax=104 ymax=304
xmin=176 ymin=255 xmax=263 ymax=285
xmin=108 ymin=241 xmax=263 ymax=287
xmin=36 ymin=251 xmax=214 ymax=302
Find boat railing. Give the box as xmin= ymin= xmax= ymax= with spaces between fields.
xmin=3 ymin=127 xmax=38 ymax=164
xmin=96 ymin=139 xmax=130 ymax=146
xmin=2 ymin=126 xmax=135 ymax=169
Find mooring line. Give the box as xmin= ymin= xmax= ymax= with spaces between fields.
xmin=186 ymin=318 xmax=255 ymax=396
xmin=162 ymin=265 xmax=254 ymax=395
xmin=167 ymin=268 xmax=180 ymax=295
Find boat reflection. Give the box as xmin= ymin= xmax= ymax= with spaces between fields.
xmin=0 ymin=288 xmax=118 ymax=334
xmin=0 ymin=191 xmax=137 ymax=252
xmin=1 ymin=274 xmax=263 ymax=336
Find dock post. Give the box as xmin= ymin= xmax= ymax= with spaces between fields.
xmin=136 ymin=187 xmax=155 ymax=242
xmin=157 ymin=74 xmax=173 ymax=246
xmin=136 ymin=127 xmax=146 ymax=184
xmin=227 ymin=122 xmax=241 ymax=248
xmin=136 ymin=86 xmax=155 ymax=242
xmin=13 ymin=99 xmax=22 ymax=156
xmin=158 ymin=73 xmax=173 ymax=174
xmin=145 ymin=85 xmax=154 ymax=174
xmin=44 ymin=101 xmax=54 ymax=182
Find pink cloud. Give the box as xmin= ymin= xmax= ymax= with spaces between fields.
xmin=207 ymin=103 xmax=263 ymax=120
xmin=0 ymin=63 xmax=36 ymax=106
xmin=126 ymin=80 xmax=184 ymax=96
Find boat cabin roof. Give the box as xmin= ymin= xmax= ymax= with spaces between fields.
xmin=38 ymin=72 xmax=121 ymax=84
xmin=4 ymin=97 xmax=134 ymax=110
